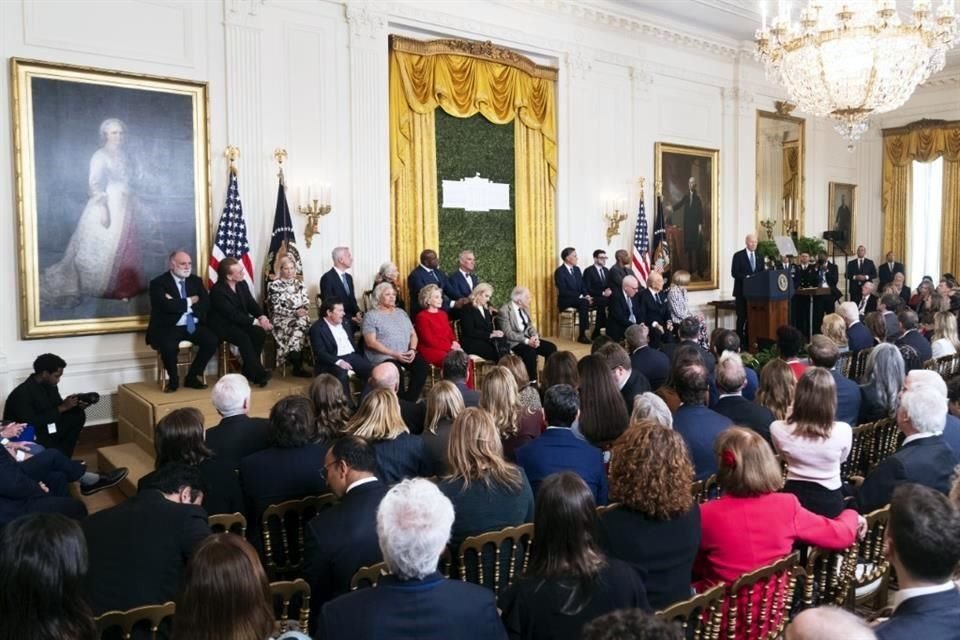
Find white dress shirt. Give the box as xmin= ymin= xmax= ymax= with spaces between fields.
xmin=325 ymin=318 xmax=355 ymax=360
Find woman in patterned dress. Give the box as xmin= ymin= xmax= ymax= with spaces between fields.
xmin=267 ymin=256 xmax=311 ymax=376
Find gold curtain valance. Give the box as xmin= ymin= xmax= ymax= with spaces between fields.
xmin=882 ymin=123 xmax=960 ymax=166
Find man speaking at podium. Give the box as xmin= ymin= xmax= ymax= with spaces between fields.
xmin=731 ymin=234 xmax=765 ymax=345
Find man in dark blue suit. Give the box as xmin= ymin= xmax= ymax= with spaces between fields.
xmin=407 ymin=249 xmax=450 ymax=316
xmin=712 ymin=353 xmax=774 ymax=444
xmin=443 ymin=249 xmax=479 ymax=317
xmin=662 ymin=317 xmax=716 ymax=375
xmin=672 ymin=363 xmax=733 ymax=479
xmin=309 ymin=298 xmax=373 ymax=399
xmin=877 ymin=250 xmax=905 ymax=289
xmin=808 ymin=336 xmax=861 ymax=426
xmin=583 ymin=249 xmax=613 ymax=339
xmin=730 ymin=234 xmax=765 ymax=344
xmin=319 ymin=246 xmax=361 ymax=321
xmin=304 ymin=437 xmax=388 ymax=633
xmin=845 ymin=245 xmax=876 ymax=304
xmin=625 ymin=323 xmax=670 ymax=390
xmin=706 ymin=330 xmax=756 ymax=405
xmin=839 ymin=302 xmax=874 ymax=354
xmin=895 ymin=310 xmax=932 ymax=364
xmin=554 ymin=247 xmax=593 ymax=344
xmin=319 ymin=478 xmax=506 ymax=640
xmin=515 ymin=385 xmax=608 ymax=504
xmin=207 ymin=374 xmax=271 ymax=462
xmin=874 ymin=484 xmax=960 ymax=640
xmin=607 ymin=275 xmax=643 ymax=343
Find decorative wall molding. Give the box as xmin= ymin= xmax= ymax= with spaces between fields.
xmin=565 ymin=50 xmax=593 ymax=80
xmin=722 ymin=86 xmax=755 ymax=116
xmin=345 ymin=2 xmax=388 ymax=42
xmin=630 ymin=63 xmax=654 ymax=93
xmin=226 ymin=0 xmax=266 ymax=18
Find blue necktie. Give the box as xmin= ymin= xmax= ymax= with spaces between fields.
xmin=749 ymin=252 xmax=755 ymax=271
xmin=627 ymin=294 xmax=635 ymax=324
xmin=180 ymin=279 xmax=196 ymax=334
xmin=341 ymin=272 xmax=350 ymax=294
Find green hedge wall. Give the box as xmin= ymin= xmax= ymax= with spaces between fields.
xmin=435 ymin=109 xmax=515 ymax=307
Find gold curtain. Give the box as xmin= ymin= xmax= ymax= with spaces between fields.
xmin=389 ymin=37 xmax=558 ymax=334
xmin=881 ymin=122 xmax=960 ymax=276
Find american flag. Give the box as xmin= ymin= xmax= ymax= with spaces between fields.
xmin=209 ymin=170 xmax=254 ymax=289
xmin=632 ymin=196 xmax=651 ymax=288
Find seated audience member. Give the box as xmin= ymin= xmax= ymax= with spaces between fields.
xmin=498 ymin=286 xmax=558 ymax=382
xmin=361 ymin=261 xmax=405 ymax=313
xmin=481 ymin=366 xmax=541 ymax=461
xmin=858 ymin=343 xmax=905 ymax=424
xmin=582 ymin=610 xmax=683 ymax=640
xmin=309 ymin=373 xmax=354 ymax=440
xmin=422 ymin=381 xmax=465 ymax=473
xmin=606 ymin=275 xmax=642 ymax=343
xmin=597 ymin=342 xmax=651 ymax=414
xmin=345 ymin=387 xmax=431 ymax=483
xmin=863 ymin=311 xmax=888 ymax=346
xmin=515 ymin=385 xmax=608 ymax=504
xmin=858 ymin=281 xmax=878 ymax=316
xmin=786 ymin=607 xmax=877 ymax=640
xmin=713 ymin=352 xmax=775 ymax=444
xmin=777 ymin=325 xmax=808 ymax=379
xmin=303 ymin=437 xmax=388 ymax=621
xmin=414 ymin=283 xmax=462 ymax=368
xmin=808 ymin=335 xmax=862 ymax=426
xmin=145 ymin=251 xmax=219 ymax=393
xmin=821 ymin=313 xmax=849 ymax=354
xmin=771 ymin=368 xmax=851 ymax=518
xmin=83 ymin=464 xmax=210 ymax=615
xmin=239 ymin=396 xmax=330 ymax=542
xmin=0 ymin=446 xmax=89 ymax=525
xmin=441 ymin=349 xmax=479 ymax=407
xmin=439 ymin=408 xmax=534 ymax=550
xmin=320 ymin=246 xmax=361 ymax=321
xmin=267 ymin=254 xmax=311 ymax=376
xmin=0 ymin=513 xmax=97 ymax=640
xmin=600 ymin=423 xmax=700 ymax=610
xmin=590 ymin=335 xmax=615 ymax=353
xmin=554 ymin=247 xmax=593 ymax=344
xmin=707 ymin=329 xmax=758 ymax=405
xmin=890 ymin=271 xmax=911 ymax=306
xmin=3 ymin=353 xmax=89 ymax=456
xmin=662 ymin=317 xmax=716 ymax=374
xmin=498 ymin=472 xmax=649 ymax=639
xmin=666 ymin=269 xmax=695 ymax=325
xmin=208 ymin=257 xmax=272 ymax=387
xmin=878 ymin=292 xmax=903 ymax=339
xmin=206 ymin=374 xmax=270 ymax=463
xmin=673 ymin=363 xmax=734 ymax=480
xmin=540 ymin=350 xmax=580 ymax=392
xmin=930 ymin=310 xmax=960 ymax=358
xmin=895 ymin=309 xmax=932 ymax=364
xmin=874 ymin=485 xmax=960 ymax=640
xmin=694 ymin=429 xmax=861 ymax=611
xmin=910 ymin=280 xmax=934 ymax=319
xmin=853 ymin=382 xmax=959 ymax=513
xmin=174 ymin=533 xmax=309 ymax=640
xmin=577 ymin=354 xmax=631 ymax=448
xmin=839 ymin=301 xmax=874 ymax=354
xmin=626 ymin=323 xmax=670 ymax=390
xmin=362 ymin=283 xmax=428 ymax=401
xmin=630 ymin=392 xmax=674 ymax=429
xmin=369 ymin=362 xmax=425 ymax=434
xmin=459 ymin=282 xmax=505 ymax=362
xmin=639 ymin=272 xmax=672 ymax=347
xmin=656 ymin=343 xmax=706 ymax=413
xmin=498 ymin=353 xmax=542 ymax=411
xmin=756 ymin=358 xmax=796 ymax=421
xmin=310 ymin=298 xmax=373 ymax=400
xmin=407 ymin=249 xmax=450 ymax=316
xmin=904 ymin=370 xmax=960 ymax=452
xmin=319 ymin=479 xmax=506 ymax=640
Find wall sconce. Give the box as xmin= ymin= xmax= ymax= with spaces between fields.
xmin=603 ymin=195 xmax=628 ymax=244
xmin=296 ymin=182 xmax=332 ymax=248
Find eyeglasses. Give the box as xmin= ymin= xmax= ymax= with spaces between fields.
xmin=319 ymin=460 xmax=338 ymax=481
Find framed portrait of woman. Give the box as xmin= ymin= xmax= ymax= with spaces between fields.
xmin=655 ymin=142 xmax=720 ymax=291
xmin=11 ymin=58 xmax=210 ymax=338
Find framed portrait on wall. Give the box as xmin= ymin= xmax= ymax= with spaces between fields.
xmin=828 ymin=182 xmax=856 ymax=252
xmin=11 ymin=58 xmax=210 ymax=339
xmin=655 ymin=142 xmax=720 ymax=291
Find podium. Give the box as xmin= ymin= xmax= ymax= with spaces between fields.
xmin=744 ymin=271 xmax=794 ymax=350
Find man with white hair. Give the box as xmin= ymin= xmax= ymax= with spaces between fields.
xmin=205 ymin=373 xmax=270 ymax=463
xmin=903 ymin=369 xmax=960 ymax=454
xmin=319 ymin=478 xmax=506 ymax=640
xmin=857 ymin=281 xmax=878 ymax=315
xmin=853 ymin=379 xmax=959 ymax=513
xmin=731 ymin=233 xmax=764 ymax=344
xmin=320 ymin=246 xmax=360 ymax=321
xmin=787 ymin=606 xmax=877 ymax=640
xmin=606 ymin=275 xmax=643 ymax=343
xmin=838 ymin=301 xmax=873 ymax=354
xmin=497 ymin=286 xmax=557 ymax=382
xmin=712 ymin=351 xmax=775 ymax=444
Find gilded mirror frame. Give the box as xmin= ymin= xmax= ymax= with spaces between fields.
xmin=755 ymin=109 xmax=805 ymax=242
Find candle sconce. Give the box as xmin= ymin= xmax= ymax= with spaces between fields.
xmin=603 ymin=195 xmax=629 ymax=244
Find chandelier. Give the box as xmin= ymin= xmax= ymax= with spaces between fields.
xmin=755 ymin=1 xmax=959 ymax=146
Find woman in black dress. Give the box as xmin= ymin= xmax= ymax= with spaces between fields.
xmin=459 ymin=283 xmax=504 ymax=362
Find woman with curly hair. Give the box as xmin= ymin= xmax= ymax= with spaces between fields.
xmin=308 ymin=373 xmax=354 ymax=439
xmin=756 ymin=359 xmax=796 ymax=421
xmin=599 ymin=422 xmax=700 ymax=610
xmin=479 ymin=366 xmax=542 ymax=461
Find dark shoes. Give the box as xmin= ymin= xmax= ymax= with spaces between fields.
xmin=164 ymin=380 xmax=179 ymax=393
xmin=292 ymin=367 xmax=312 ymax=378
xmin=81 ymin=467 xmax=128 ymax=496
xmin=184 ymin=377 xmax=208 ymax=390
xmin=577 ymin=334 xmax=592 ymax=344
xmin=254 ymin=372 xmax=271 ymax=388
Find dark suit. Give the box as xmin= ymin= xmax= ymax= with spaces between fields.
xmin=320 ymin=268 xmax=359 ymax=319
xmin=138 ymin=459 xmax=242 ymax=517
xmin=620 ymin=369 xmax=651 ymax=414
xmin=82 ymin=491 xmax=209 ymax=615
xmin=942 ymin=413 xmax=960 ymax=455
xmin=208 ymin=280 xmax=268 ymax=382
xmin=858 ymin=294 xmax=878 ymax=316
xmin=832 ymin=370 xmax=862 ymax=427
xmin=812 ymin=262 xmax=842 ymax=331
xmin=896 ymin=329 xmax=932 ymax=363
xmin=146 ymin=271 xmax=219 ymax=388
xmin=631 ymin=346 xmax=671 ymax=390
xmin=713 ymin=395 xmax=774 ymax=444
xmin=0 ymin=449 xmax=86 ymax=525
xmin=607 ymin=291 xmax=643 ymax=342
xmin=303 ymin=480 xmax=389 ymax=629
xmin=454 ymin=380 xmax=480 ymax=407
xmin=876 ymin=589 xmax=960 ymax=640
xmin=674 ymin=189 xmax=704 ymax=275
xmin=731 ymin=248 xmax=765 ymax=343
xmin=793 ymin=264 xmax=818 ymax=337
xmin=554 ymin=264 xmax=590 ymax=337
xmin=639 ymin=288 xmax=671 ymax=347
xmin=847 ymin=322 xmax=874 ymax=354
xmin=459 ymin=303 xmax=499 ymax=362
xmin=3 ymin=376 xmax=86 ymax=457
xmin=878 ymin=261 xmax=905 ymax=289
xmin=846 ymin=257 xmax=877 ymax=303
xmin=444 ymin=270 xmax=478 ymax=304
xmin=707 ymin=366 xmax=758 ymax=407
xmin=371 ymin=434 xmax=432 ymax=484
xmin=609 ymin=264 xmax=635 ymax=289
xmin=882 ymin=310 xmax=901 ymax=340
xmin=399 ymin=399 xmax=426 ymax=435
xmin=516 ymin=428 xmax=608 ymax=505
xmin=205 ymin=414 xmax=271 ymax=463
xmin=583 ymin=264 xmax=611 ymax=337
xmin=662 ymin=340 xmax=716 ymax=374
xmin=407 ymin=265 xmax=449 ymax=316
xmin=674 ymin=404 xmax=734 ymax=479
xmin=855 ymin=435 xmax=959 ymax=513
xmin=309 ymin=318 xmax=373 ymax=398
xmin=320 ymin=573 xmax=506 ymax=640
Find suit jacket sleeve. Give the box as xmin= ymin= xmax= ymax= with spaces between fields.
xmin=498 ymin=307 xmax=527 ymax=345
xmin=731 ymin=252 xmax=748 ymax=280
xmin=179 ymin=505 xmax=212 ymax=562
xmin=302 ymin=522 xmax=335 ymax=606
xmin=191 ymin=278 xmax=211 ymax=321
xmin=309 ymin=322 xmax=340 ymax=368
xmin=460 ymin=307 xmax=492 ymax=342
xmin=150 ymin=276 xmax=188 ymax=317
xmin=855 ymin=456 xmax=904 ymax=513
xmin=0 ymin=451 xmax=46 ymax=499
xmin=211 ymin=285 xmax=255 ymax=326
xmin=319 ymin=270 xmax=338 ymax=303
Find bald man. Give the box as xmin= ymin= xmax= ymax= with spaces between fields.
xmin=786 ymin=607 xmax=876 ymax=640
xmin=731 ymin=234 xmax=765 ymax=344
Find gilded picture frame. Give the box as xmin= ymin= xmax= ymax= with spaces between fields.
xmin=828 ymin=182 xmax=857 ymax=254
xmin=11 ymin=58 xmax=211 ymax=339
xmin=655 ymin=142 xmax=720 ymax=291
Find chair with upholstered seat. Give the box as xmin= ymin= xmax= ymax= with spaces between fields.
xmin=840 ymin=418 xmax=899 ymax=482
xmin=924 ymin=353 xmax=960 ymax=379
xmin=208 ymin=512 xmax=247 ymax=537
xmin=847 ymin=346 xmax=873 ymax=382
xmin=458 ymin=523 xmax=534 ymax=595
xmin=155 ymin=341 xmax=205 ymax=389
xmin=655 ymin=583 xmax=725 ymax=639
xmin=270 ymin=578 xmax=311 ymax=636
xmin=846 ymin=506 xmax=891 ymax=611
xmin=95 ymin=602 xmax=176 ymax=640
xmin=261 ymin=494 xmax=338 ymax=580
xmin=799 ymin=543 xmax=857 ymax=609
xmin=724 ymin=552 xmax=800 ymax=640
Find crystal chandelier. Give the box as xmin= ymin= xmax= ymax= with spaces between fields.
xmin=755 ymin=1 xmax=959 ymax=145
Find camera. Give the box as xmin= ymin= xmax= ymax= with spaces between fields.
xmin=77 ymin=392 xmax=100 ymax=405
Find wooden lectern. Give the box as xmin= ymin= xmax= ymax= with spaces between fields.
xmin=744 ymin=271 xmax=794 ymax=351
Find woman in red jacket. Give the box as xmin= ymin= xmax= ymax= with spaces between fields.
xmin=414 ymin=283 xmax=461 ymax=368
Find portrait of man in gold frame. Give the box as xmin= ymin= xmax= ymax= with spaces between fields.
xmin=828 ymin=181 xmax=857 ymax=253
xmin=11 ymin=58 xmax=211 ymax=338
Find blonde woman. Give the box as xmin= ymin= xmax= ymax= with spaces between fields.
xmin=756 ymin=359 xmax=796 ymax=421
xmin=267 ymin=255 xmax=311 ymax=375
xmin=422 ymin=381 xmax=465 ymax=473
xmin=345 ymin=388 xmax=431 ymax=483
xmin=438 ymin=407 xmax=534 ymax=549
xmin=820 ymin=313 xmax=849 ymax=354
xmin=498 ymin=353 xmax=542 ymax=412
xmin=931 ymin=311 xmax=960 ymax=358
xmin=480 ymin=366 xmax=542 ymax=462
xmin=459 ymin=282 xmax=504 ymax=362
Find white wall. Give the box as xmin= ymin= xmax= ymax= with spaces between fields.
xmin=0 ymin=0 xmax=951 ymax=408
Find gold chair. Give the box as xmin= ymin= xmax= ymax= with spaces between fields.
xmin=799 ymin=543 xmax=858 ymax=609
xmin=691 ymin=474 xmax=721 ymax=504
xmin=269 ymin=578 xmax=311 ymax=635
xmin=847 ymin=506 xmax=892 ymax=611
xmin=835 ymin=351 xmax=853 ymax=379
xmin=926 ymin=353 xmax=960 ymax=379
xmin=208 ymin=512 xmax=247 ymax=537
xmin=841 ymin=418 xmax=899 ymax=481
xmin=95 ymin=602 xmax=176 ymax=640
xmin=558 ymin=307 xmax=578 ymax=341
xmin=847 ymin=346 xmax=873 ymax=382
xmin=350 ymin=562 xmax=388 ymax=590
xmin=261 ymin=494 xmax=338 ymax=580
xmin=656 ymin=583 xmax=725 ymax=640
xmin=596 ymin=502 xmax=620 ymax=516
xmin=459 ymin=523 xmax=534 ymax=594
xmin=724 ymin=552 xmax=800 ymax=640
xmin=155 ymin=341 xmax=203 ymax=389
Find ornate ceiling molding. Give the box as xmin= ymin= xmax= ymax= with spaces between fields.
xmin=392 ymin=35 xmax=559 ymax=80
